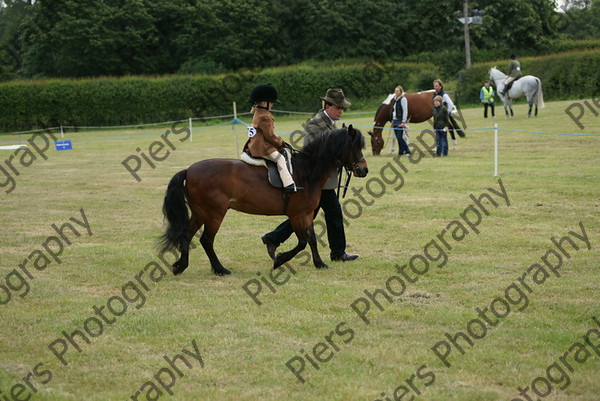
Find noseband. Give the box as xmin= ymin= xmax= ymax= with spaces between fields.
xmin=335 ymin=149 xmax=364 ymax=172
xmin=350 ymin=155 xmax=366 ymax=175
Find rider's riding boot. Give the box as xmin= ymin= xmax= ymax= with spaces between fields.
xmin=284 ymin=183 xmax=303 ymax=192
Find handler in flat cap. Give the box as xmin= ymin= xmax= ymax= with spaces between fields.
xmin=261 ymin=88 xmax=359 ymax=262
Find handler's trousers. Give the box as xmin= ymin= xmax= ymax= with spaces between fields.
xmin=262 ymin=189 xmax=346 ymax=260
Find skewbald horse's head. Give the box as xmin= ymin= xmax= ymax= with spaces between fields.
xmin=368 ymin=127 xmax=384 ymax=156
xmin=368 ymin=101 xmax=391 ymax=155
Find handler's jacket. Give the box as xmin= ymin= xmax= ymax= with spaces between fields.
xmin=303 ymin=109 xmax=338 ymax=190
xmin=507 ymin=60 xmax=522 ymax=78
xmin=244 ymin=106 xmax=284 ymax=157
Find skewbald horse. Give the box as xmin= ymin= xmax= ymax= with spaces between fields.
xmin=159 ymin=125 xmax=368 ymax=276
xmin=368 ymin=91 xmax=466 ymax=155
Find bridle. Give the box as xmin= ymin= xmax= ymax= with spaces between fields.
xmin=284 ymin=135 xmax=365 ymax=199
xmin=337 ymin=148 xmax=365 ymax=199
xmin=349 ymin=153 xmax=366 ymax=175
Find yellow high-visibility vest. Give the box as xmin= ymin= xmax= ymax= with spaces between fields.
xmin=482 ymin=86 xmax=494 ymax=103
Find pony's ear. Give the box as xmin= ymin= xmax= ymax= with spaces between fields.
xmin=348 ymin=124 xmax=355 ymax=137
xmin=342 ymin=122 xmax=347 ymax=128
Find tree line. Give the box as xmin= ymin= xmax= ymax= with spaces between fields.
xmin=0 ymin=0 xmax=598 ymax=80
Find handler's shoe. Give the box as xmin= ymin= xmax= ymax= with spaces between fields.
xmin=332 ymin=253 xmax=359 ymax=262
xmin=261 ymin=236 xmax=278 ymax=260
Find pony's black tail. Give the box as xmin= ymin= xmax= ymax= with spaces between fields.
xmin=158 ymin=169 xmax=190 ymax=254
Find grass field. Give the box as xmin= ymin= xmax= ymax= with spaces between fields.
xmin=1 ymin=99 xmax=599 ymax=401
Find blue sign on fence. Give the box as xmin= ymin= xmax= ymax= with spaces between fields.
xmin=55 ymin=140 xmax=73 ymax=151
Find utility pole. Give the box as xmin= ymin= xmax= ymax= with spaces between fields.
xmin=457 ymin=3 xmax=483 ymax=69
xmin=463 ymin=0 xmax=471 ymax=68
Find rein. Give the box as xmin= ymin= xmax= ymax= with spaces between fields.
xmin=283 ymin=142 xmax=308 ymax=157
xmin=337 ymin=153 xmax=365 ymax=199
xmin=337 ymin=168 xmax=352 ymax=199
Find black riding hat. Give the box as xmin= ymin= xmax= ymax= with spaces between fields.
xmin=248 ymin=83 xmax=279 ymax=104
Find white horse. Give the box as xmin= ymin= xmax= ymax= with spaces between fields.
xmin=489 ymin=67 xmax=545 ymax=118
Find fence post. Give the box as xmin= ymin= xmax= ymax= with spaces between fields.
xmin=60 ymin=125 xmax=64 ymax=139
xmin=233 ymin=102 xmax=239 ymax=156
xmin=494 ymin=123 xmax=498 ymax=176
xmin=189 ymin=117 xmax=193 ymax=142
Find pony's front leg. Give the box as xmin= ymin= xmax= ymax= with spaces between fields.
xmin=273 ymin=223 xmax=327 ymax=269
xmin=305 ymin=224 xmax=328 ymax=269
xmin=273 ymin=238 xmax=307 ymax=269
xmin=504 ymin=105 xmax=510 ymax=119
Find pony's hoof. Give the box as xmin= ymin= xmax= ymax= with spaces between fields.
xmin=213 ymin=268 xmax=231 ymax=276
xmin=172 ymin=262 xmax=186 ymax=275
xmin=316 ymin=263 xmax=329 ymax=269
xmin=273 ymin=254 xmax=286 ymax=269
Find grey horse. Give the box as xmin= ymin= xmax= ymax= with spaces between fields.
xmin=489 ymin=67 xmax=545 ymax=118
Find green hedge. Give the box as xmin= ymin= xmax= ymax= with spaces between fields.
xmin=0 ymin=62 xmax=437 ymax=132
xmin=402 ymin=39 xmax=600 ymax=80
xmin=547 ymin=38 xmax=600 ymax=54
xmin=457 ymin=49 xmax=600 ymax=106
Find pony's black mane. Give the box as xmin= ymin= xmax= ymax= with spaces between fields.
xmin=291 ymin=127 xmax=365 ymax=186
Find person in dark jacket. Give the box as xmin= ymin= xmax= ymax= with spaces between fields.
xmin=432 ymin=79 xmax=460 ymax=149
xmin=261 ymin=88 xmax=359 ymax=263
xmin=500 ymin=54 xmax=522 ymax=96
xmin=432 ymin=95 xmax=449 ymax=157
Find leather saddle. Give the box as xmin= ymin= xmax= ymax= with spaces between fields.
xmin=505 ymin=76 xmax=521 ymax=96
xmin=240 ymin=149 xmax=293 ymax=189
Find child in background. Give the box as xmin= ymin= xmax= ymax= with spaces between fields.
xmin=432 ymin=95 xmax=449 ymax=157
